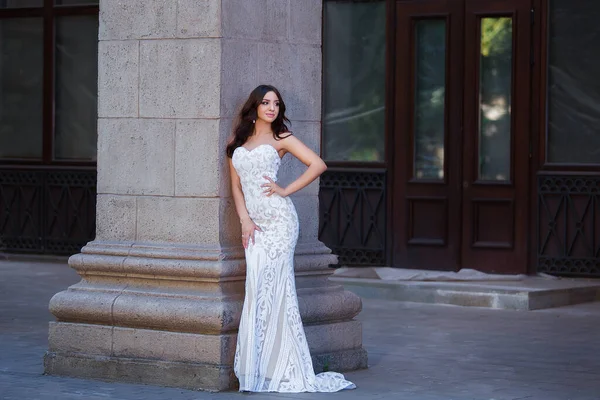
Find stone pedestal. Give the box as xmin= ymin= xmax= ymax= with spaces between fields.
xmin=44 ymin=0 xmax=367 ymax=391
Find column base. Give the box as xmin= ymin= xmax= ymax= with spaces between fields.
xmin=44 ymin=319 xmax=367 ymax=391
xmin=43 ymin=352 xmax=236 ymax=392
xmin=43 ymin=348 xmax=367 ymax=392
xmin=44 ymin=242 xmax=367 ymax=391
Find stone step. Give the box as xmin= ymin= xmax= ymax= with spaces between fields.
xmin=329 ymin=276 xmax=600 ymax=310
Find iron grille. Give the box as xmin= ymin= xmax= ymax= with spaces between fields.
xmin=537 ymin=174 xmax=600 ymax=277
xmin=0 ymin=167 xmax=96 ymax=256
xmin=319 ymin=168 xmax=386 ymax=266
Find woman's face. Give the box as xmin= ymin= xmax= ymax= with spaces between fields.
xmin=256 ymin=91 xmax=280 ymax=124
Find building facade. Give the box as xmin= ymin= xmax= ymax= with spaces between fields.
xmin=1 ymin=0 xmax=599 ymax=277
xmin=318 ymin=0 xmax=600 ymax=277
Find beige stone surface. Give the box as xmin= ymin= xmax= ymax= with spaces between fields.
xmin=258 ymin=43 xmax=321 ymax=121
xmin=177 ymin=0 xmax=221 ymax=38
xmin=292 ymin=195 xmax=320 ymax=244
xmin=175 ymin=119 xmax=221 ymax=197
xmin=139 ymin=39 xmax=221 ymax=119
xmin=218 ymin=197 xmax=243 ymax=247
xmin=304 ymin=320 xmax=363 ymax=354
xmin=218 ymin=117 xmax=234 ymax=198
xmin=112 ymin=327 xmax=237 ymax=364
xmin=297 ymin=286 xmax=362 ymax=324
xmin=49 ymin=280 xmax=243 ymax=334
xmin=95 ymin=194 xmax=137 ymax=241
xmin=136 ymin=197 xmax=220 ymax=245
xmin=97 ymin=118 xmax=175 ymax=196
xmin=111 ymin=293 xmax=240 ymax=333
xmin=222 ymin=0 xmax=287 ymax=41
xmin=49 ymin=289 xmax=118 ymax=325
xmin=97 ymin=41 xmax=139 ymax=118
xmin=290 ymin=0 xmax=323 ymax=45
xmin=219 ymin=39 xmax=260 ymax=119
xmin=44 ymin=352 xmax=236 ymax=392
xmin=48 ymin=322 xmax=113 ymax=356
xmin=99 ymin=0 xmax=177 ymax=40
xmin=71 ymin=243 xmax=246 ymax=279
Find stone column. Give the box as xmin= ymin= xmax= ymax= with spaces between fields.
xmin=44 ymin=0 xmax=367 ymax=391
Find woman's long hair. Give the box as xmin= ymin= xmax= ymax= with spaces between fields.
xmin=226 ymin=85 xmax=291 ymax=158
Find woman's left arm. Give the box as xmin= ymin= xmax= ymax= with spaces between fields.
xmin=262 ymin=135 xmax=327 ymax=197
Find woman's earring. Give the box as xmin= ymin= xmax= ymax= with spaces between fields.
xmin=252 ymin=120 xmax=256 ymax=124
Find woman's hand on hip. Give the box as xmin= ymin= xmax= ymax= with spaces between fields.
xmin=261 ymin=176 xmax=287 ymax=197
xmin=241 ymin=218 xmax=262 ymax=249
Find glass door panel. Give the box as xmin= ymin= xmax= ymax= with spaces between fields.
xmin=414 ymin=19 xmax=447 ymax=180
xmin=478 ymin=17 xmax=513 ymax=182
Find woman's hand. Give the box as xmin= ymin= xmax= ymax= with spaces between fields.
xmin=241 ymin=218 xmax=262 ymax=249
xmin=261 ymin=176 xmax=287 ymax=197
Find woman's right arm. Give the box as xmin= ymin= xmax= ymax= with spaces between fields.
xmin=229 ymin=158 xmax=262 ymax=249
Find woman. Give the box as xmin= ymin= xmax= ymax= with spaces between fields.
xmin=226 ymin=85 xmax=356 ymax=393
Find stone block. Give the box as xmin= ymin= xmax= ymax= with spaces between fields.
xmin=312 ymin=348 xmax=368 ymax=373
xmin=139 ymin=39 xmax=221 ymax=119
xmin=222 ymin=0 xmax=287 ymax=41
xmin=219 ymin=197 xmax=243 ymax=248
xmin=292 ymin=195 xmax=320 ymax=244
xmin=72 ymin=242 xmax=246 ymax=279
xmin=111 ymin=292 xmax=240 ymax=334
xmin=95 ymin=194 xmax=137 ymax=241
xmin=136 ymin=197 xmax=220 ymax=245
xmin=304 ymin=320 xmax=363 ymax=354
xmin=290 ymin=0 xmax=322 ymax=45
xmin=99 ymin=0 xmax=176 ymax=40
xmin=44 ymin=352 xmax=236 ymax=391
xmin=297 ymin=287 xmax=362 ymax=324
xmin=220 ymin=39 xmax=260 ymax=118
xmin=98 ymin=41 xmax=138 ymax=118
xmin=177 ymin=0 xmax=221 ymax=38
xmin=48 ymin=322 xmax=112 ymax=356
xmin=97 ymin=118 xmax=175 ymax=196
xmin=294 ymin=242 xmax=338 ymax=273
xmin=49 ymin=288 xmax=119 ymax=325
xmin=258 ymin=43 xmax=321 ymax=121
xmin=219 ymin=117 xmax=234 ymax=198
xmin=175 ymin=119 xmax=221 ymax=197
xmin=112 ymin=327 xmax=236 ymax=364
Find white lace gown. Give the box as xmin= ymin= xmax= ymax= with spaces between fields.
xmin=231 ymin=144 xmax=356 ymax=393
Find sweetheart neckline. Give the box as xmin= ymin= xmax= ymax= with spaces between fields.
xmin=234 ymin=143 xmax=282 ymax=160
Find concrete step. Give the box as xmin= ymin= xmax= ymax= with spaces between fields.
xmin=329 ymin=276 xmax=600 ymax=310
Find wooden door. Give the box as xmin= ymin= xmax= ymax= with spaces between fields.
xmin=461 ymin=0 xmax=532 ymax=273
xmin=392 ymin=0 xmax=532 ymax=273
xmin=393 ymin=0 xmax=464 ymax=271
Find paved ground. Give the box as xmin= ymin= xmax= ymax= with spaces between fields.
xmin=1 ymin=259 xmax=599 ymax=400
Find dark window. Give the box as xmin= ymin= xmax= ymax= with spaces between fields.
xmin=55 ymin=15 xmax=98 ymax=161
xmin=54 ymin=0 xmax=98 ymax=4
xmin=322 ymin=0 xmax=386 ymax=163
xmin=0 ymin=0 xmax=98 ymax=164
xmin=0 ymin=18 xmax=44 ymax=159
xmin=0 ymin=0 xmax=43 ymax=8
xmin=547 ymin=0 xmax=600 ymax=164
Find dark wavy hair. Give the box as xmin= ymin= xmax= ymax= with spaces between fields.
xmin=226 ymin=85 xmax=291 ymax=158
